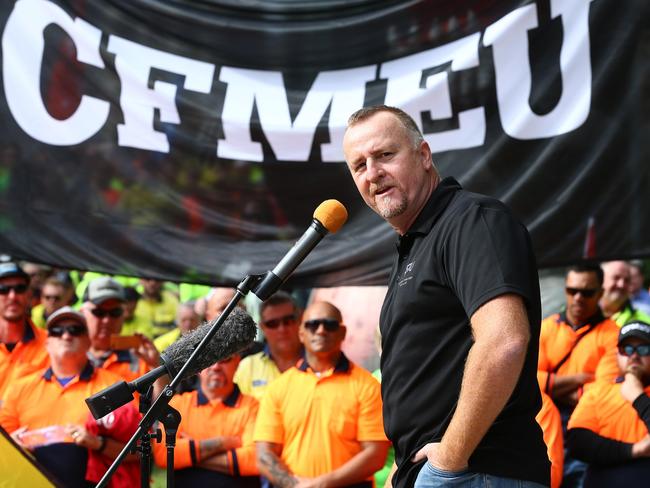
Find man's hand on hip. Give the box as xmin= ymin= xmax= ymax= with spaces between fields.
xmin=411 ymin=442 xmax=468 ymax=472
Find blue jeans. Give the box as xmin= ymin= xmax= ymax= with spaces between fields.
xmin=414 ymin=462 xmax=548 ymax=487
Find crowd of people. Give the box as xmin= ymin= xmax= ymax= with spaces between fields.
xmin=0 ymin=261 xmax=389 ymax=487
xmin=1 ymin=256 xmax=650 ymax=487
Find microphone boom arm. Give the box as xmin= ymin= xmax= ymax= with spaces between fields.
xmin=94 ymin=274 xmax=256 ymax=488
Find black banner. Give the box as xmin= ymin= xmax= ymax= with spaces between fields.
xmin=0 ymin=0 xmax=648 ymax=287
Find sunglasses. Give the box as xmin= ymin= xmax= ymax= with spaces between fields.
xmin=49 ymin=325 xmax=87 ymax=337
xmin=303 ymin=318 xmax=340 ymax=333
xmin=0 ymin=284 xmax=28 ymax=295
xmin=565 ymin=287 xmax=600 ymax=298
xmin=618 ymin=344 xmax=650 ymax=357
xmin=91 ymin=307 xmax=124 ymax=318
xmin=262 ymin=313 xmax=297 ymax=329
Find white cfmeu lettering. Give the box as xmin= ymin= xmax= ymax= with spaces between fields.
xmin=2 ymin=0 xmax=595 ymax=157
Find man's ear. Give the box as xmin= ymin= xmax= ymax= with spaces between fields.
xmin=419 ymin=140 xmax=433 ymax=171
xmin=298 ymin=326 xmax=306 ymax=345
xmin=338 ymin=325 xmax=347 ymax=342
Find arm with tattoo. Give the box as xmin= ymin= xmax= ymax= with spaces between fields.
xmin=256 ymin=441 xmax=298 ymax=488
xmin=199 ymin=435 xmax=241 ymax=460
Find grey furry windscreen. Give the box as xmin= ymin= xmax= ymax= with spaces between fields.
xmin=161 ymin=307 xmax=257 ymax=379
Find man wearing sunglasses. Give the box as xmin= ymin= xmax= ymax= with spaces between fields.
xmin=538 ymin=263 xmax=620 ymax=487
xmin=255 ymin=301 xmax=389 ymax=488
xmin=82 ymin=277 xmax=160 ymax=382
xmin=235 ymin=291 xmax=303 ymax=400
xmin=0 ymin=306 xmax=140 ymax=487
xmin=567 ymin=321 xmax=650 ymax=486
xmin=0 ymin=261 xmax=49 ymax=402
xmin=538 ymin=264 xmax=620 ymax=408
xmin=153 ymin=353 xmax=261 ymax=487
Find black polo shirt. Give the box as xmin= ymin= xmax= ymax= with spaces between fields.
xmin=380 ymin=177 xmax=549 ymax=487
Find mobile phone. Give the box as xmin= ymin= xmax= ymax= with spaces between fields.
xmin=110 ymin=334 xmax=141 ymax=350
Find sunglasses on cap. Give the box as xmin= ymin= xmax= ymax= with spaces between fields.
xmin=618 ymin=344 xmax=650 ymax=357
xmin=262 ymin=313 xmax=297 ymax=329
xmin=49 ymin=325 xmax=87 ymax=337
xmin=565 ymin=287 xmax=600 ymax=298
xmin=90 ymin=307 xmax=124 ymax=318
xmin=303 ymin=318 xmax=340 ymax=333
xmin=0 ymin=284 xmax=28 ymax=295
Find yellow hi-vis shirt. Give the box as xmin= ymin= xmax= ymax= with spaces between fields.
xmin=254 ymin=354 xmax=387 ymax=479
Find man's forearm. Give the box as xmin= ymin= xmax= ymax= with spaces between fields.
xmin=566 ymin=428 xmax=633 ymax=464
xmin=198 ymin=453 xmax=229 ymax=473
xmin=633 ymin=393 xmax=650 ymax=431
xmin=257 ymin=446 xmax=297 ymax=488
xmin=439 ymin=336 xmax=527 ymax=466
xmin=101 ymin=437 xmax=138 ymax=462
xmin=321 ymin=441 xmax=390 ymax=487
xmin=549 ymin=374 xmax=581 ymax=398
xmin=199 ymin=436 xmax=237 ymax=460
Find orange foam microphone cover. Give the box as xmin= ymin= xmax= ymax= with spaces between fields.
xmin=313 ymin=199 xmax=348 ymax=233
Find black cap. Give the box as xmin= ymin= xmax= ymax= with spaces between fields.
xmin=0 ymin=262 xmax=30 ymax=283
xmin=618 ymin=321 xmax=650 ymax=345
xmin=123 ymin=286 xmax=141 ymax=302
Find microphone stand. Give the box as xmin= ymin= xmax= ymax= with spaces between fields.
xmin=138 ymin=386 xmax=153 ymax=488
xmin=95 ymin=274 xmax=262 ymax=488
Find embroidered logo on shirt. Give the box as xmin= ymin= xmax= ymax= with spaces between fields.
xmin=399 ymin=261 xmax=415 ymax=286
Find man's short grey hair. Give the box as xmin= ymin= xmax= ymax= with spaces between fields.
xmin=259 ymin=291 xmax=297 ymax=317
xmin=347 ymin=105 xmax=424 ymax=149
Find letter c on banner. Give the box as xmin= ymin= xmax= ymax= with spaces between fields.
xmin=2 ymin=0 xmax=110 ymax=145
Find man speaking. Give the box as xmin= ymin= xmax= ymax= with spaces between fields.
xmin=343 ymin=106 xmax=549 ymax=488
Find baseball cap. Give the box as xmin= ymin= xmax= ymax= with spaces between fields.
xmin=123 ymin=286 xmax=141 ymax=302
xmin=0 ymin=262 xmax=30 ymax=283
xmin=46 ymin=306 xmax=87 ymax=330
xmin=83 ymin=277 xmax=125 ymax=304
xmin=618 ymin=321 xmax=650 ymax=345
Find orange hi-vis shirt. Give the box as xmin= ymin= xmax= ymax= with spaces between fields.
xmin=538 ymin=311 xmax=620 ymax=394
xmin=0 ymin=319 xmax=49 ymax=402
xmin=535 ymin=391 xmax=563 ymax=488
xmin=153 ymin=384 xmax=259 ymax=476
xmin=0 ymin=362 xmax=124 ymax=434
xmin=89 ymin=349 xmax=150 ymax=383
xmin=254 ymin=354 xmax=387 ymax=479
xmin=568 ymin=379 xmax=650 ymax=443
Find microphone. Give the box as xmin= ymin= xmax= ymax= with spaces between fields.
xmin=159 ymin=307 xmax=256 ymax=379
xmin=253 ymin=199 xmax=348 ymax=300
xmin=86 ymin=307 xmax=256 ymax=419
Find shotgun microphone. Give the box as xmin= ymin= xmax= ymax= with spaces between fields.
xmin=86 ymin=307 xmax=256 ymax=419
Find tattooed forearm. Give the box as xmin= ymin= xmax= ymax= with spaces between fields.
xmin=199 ymin=435 xmax=240 ymax=459
xmin=258 ymin=449 xmax=298 ymax=488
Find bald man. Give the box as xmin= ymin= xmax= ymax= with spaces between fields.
xmin=205 ymin=288 xmax=239 ymax=322
xmin=254 ymin=301 xmax=389 ymax=487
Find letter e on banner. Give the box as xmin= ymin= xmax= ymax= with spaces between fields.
xmin=381 ymin=33 xmax=486 ymax=154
